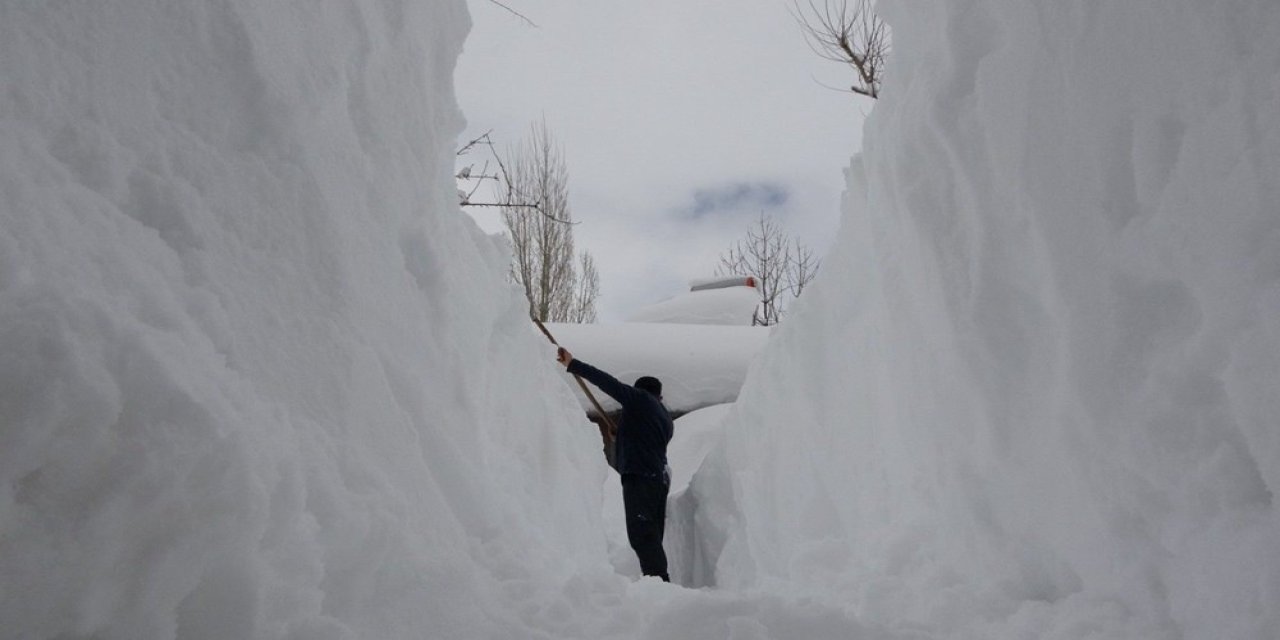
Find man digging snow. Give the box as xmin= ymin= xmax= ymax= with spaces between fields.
xmin=557 ymin=347 xmax=673 ymax=582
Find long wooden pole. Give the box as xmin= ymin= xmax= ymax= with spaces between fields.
xmin=532 ymin=318 xmax=618 ymax=433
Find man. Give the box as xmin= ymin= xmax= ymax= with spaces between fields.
xmin=557 ymin=347 xmax=673 ymax=582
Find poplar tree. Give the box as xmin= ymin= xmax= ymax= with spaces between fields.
xmin=501 ymin=120 xmax=598 ymax=323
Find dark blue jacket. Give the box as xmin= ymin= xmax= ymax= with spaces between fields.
xmin=567 ymin=359 xmax=672 ymax=477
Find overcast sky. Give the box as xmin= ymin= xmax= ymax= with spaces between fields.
xmin=455 ymin=0 xmax=871 ymax=321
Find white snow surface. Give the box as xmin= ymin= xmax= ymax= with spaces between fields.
xmin=0 ymin=3 xmax=617 ymax=638
xmin=667 ymin=404 xmax=733 ymax=495
xmin=690 ymin=0 xmax=1280 ymax=638
xmin=547 ymin=322 xmax=769 ymax=415
xmin=5 ymin=0 xmax=1280 ymax=639
xmin=625 ymin=284 xmax=761 ymax=326
xmin=0 ymin=3 xmax=881 ymax=639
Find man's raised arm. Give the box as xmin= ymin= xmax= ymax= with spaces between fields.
xmin=557 ymin=348 xmax=642 ymax=407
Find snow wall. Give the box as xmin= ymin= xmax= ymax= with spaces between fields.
xmin=691 ymin=0 xmax=1280 ymax=638
xmin=0 ymin=3 xmax=616 ymax=638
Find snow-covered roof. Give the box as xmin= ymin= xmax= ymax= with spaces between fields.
xmin=547 ymin=322 xmax=769 ymax=416
xmin=624 ymin=277 xmax=760 ymax=326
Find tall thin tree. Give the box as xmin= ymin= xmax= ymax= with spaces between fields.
xmin=501 ymin=120 xmax=598 ymax=322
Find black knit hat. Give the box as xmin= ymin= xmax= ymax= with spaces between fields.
xmin=634 ymin=376 xmax=662 ymax=398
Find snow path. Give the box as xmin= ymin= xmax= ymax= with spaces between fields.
xmin=2 ymin=0 xmax=1277 ymax=638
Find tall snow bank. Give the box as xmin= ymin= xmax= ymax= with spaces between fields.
xmin=0 ymin=3 xmax=610 ymax=637
xmin=695 ymin=1 xmax=1280 ymax=638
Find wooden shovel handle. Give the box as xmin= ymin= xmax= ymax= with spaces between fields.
xmin=532 ymin=318 xmax=618 ymax=432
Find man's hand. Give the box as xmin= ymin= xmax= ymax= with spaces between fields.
xmin=556 ymin=347 xmax=573 ymax=368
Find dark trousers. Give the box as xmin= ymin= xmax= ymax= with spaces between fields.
xmin=621 ymin=473 xmax=670 ymax=581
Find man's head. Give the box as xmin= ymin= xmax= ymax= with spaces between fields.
xmin=634 ymin=376 xmax=662 ymax=399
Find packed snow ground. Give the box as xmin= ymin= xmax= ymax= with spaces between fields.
xmin=2 ymin=0 xmax=1278 ymax=639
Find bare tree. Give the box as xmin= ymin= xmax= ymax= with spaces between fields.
xmin=792 ymin=0 xmax=889 ymax=99
xmin=501 ymin=120 xmax=598 ymax=322
xmin=568 ymin=253 xmax=600 ymax=324
xmin=716 ymin=213 xmax=820 ymax=326
xmin=787 ymin=238 xmax=820 ymax=297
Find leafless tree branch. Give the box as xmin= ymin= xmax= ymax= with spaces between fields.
xmin=787 ymin=238 xmax=820 ymax=297
xmin=483 ymin=0 xmax=538 ymax=28
xmin=456 ymin=130 xmax=579 ymax=223
xmin=791 ymin=0 xmax=889 ymax=99
xmin=456 ymin=129 xmax=494 ymax=156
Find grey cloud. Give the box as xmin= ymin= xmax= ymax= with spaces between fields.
xmin=682 ymin=182 xmax=790 ymax=219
